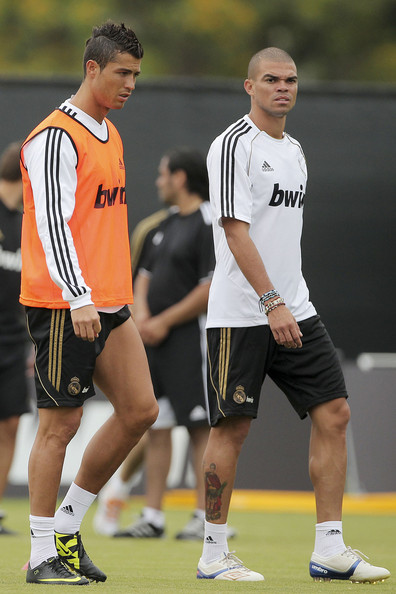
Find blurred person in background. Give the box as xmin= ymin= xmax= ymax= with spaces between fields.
xmin=0 ymin=140 xmax=31 ymax=535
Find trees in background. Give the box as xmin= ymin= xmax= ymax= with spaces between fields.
xmin=1 ymin=0 xmax=395 ymax=82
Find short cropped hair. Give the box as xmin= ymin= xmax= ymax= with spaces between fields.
xmin=247 ymin=47 xmax=295 ymax=79
xmin=83 ymin=21 xmax=143 ymax=75
xmin=0 ymin=140 xmax=22 ymax=181
xmin=165 ymin=147 xmax=209 ymax=200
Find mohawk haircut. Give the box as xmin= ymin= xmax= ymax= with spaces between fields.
xmin=83 ymin=21 xmax=143 ymax=75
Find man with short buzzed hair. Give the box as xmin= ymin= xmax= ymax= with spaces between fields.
xmin=196 ymin=47 xmax=390 ymax=584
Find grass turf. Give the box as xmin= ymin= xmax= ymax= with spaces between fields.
xmin=0 ymin=496 xmax=394 ymax=592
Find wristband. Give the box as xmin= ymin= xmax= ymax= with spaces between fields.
xmin=259 ymin=290 xmax=280 ymax=312
xmin=264 ymin=297 xmax=285 ymax=316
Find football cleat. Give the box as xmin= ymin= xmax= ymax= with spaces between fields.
xmin=197 ymin=552 xmax=264 ymax=581
xmin=26 ymin=556 xmax=89 ymax=585
xmin=114 ymin=515 xmax=164 ymax=538
xmin=175 ymin=513 xmax=237 ymax=541
xmin=56 ymin=531 xmax=107 ymax=582
xmin=309 ymin=547 xmax=390 ymax=583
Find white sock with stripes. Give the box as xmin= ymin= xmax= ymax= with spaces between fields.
xmin=314 ymin=521 xmax=346 ymax=557
xmin=54 ymin=482 xmax=96 ymax=534
xmin=201 ymin=520 xmax=229 ymax=564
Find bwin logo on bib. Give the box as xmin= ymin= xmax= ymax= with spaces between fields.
xmin=269 ymin=183 xmax=305 ymax=208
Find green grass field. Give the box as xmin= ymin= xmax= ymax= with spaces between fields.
xmin=0 ymin=496 xmax=394 ymax=593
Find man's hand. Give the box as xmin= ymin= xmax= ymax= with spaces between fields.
xmin=71 ymin=305 xmax=101 ymax=342
xmin=139 ymin=315 xmax=171 ymax=346
xmin=268 ymin=305 xmax=303 ymax=349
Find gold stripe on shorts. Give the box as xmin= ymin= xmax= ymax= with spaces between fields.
xmin=48 ymin=309 xmax=65 ymax=390
xmin=219 ymin=328 xmax=231 ymax=400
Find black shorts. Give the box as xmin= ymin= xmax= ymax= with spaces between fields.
xmin=146 ymin=320 xmax=208 ymax=428
xmin=206 ymin=315 xmax=347 ymax=425
xmin=0 ymin=342 xmax=30 ymax=420
xmin=25 ymin=305 xmax=131 ymax=408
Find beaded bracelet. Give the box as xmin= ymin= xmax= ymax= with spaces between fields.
xmin=258 ymin=289 xmax=280 ymax=312
xmin=264 ymin=297 xmax=285 ymax=316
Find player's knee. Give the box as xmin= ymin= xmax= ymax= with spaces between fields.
xmin=39 ymin=407 xmax=83 ymax=449
xmin=143 ymin=400 xmax=159 ymax=430
xmin=313 ymin=397 xmax=350 ymax=435
xmin=120 ymin=399 xmax=159 ymax=435
xmin=335 ymin=398 xmax=350 ymax=431
xmin=215 ymin=416 xmax=251 ymax=451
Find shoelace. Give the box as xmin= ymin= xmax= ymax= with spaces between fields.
xmin=52 ymin=557 xmax=78 ymax=577
xmin=343 ymin=547 xmax=369 ymax=562
xmin=221 ymin=552 xmax=245 ymax=569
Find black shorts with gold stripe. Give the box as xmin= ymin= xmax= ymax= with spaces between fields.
xmin=25 ymin=305 xmax=130 ymax=408
xmin=206 ymin=315 xmax=347 ymax=425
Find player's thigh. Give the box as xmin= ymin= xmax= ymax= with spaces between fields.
xmin=94 ymin=317 xmax=155 ymax=412
xmin=206 ymin=325 xmax=274 ymax=425
xmin=269 ymin=315 xmax=348 ymax=419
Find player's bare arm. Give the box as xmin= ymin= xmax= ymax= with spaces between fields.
xmin=222 ymin=217 xmax=302 ymax=349
xmin=71 ymin=304 xmax=101 ymax=342
xmin=132 ymin=272 xmax=152 ymax=331
xmin=140 ymin=281 xmax=210 ymax=347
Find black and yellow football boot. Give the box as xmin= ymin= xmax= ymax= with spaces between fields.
xmin=55 ymin=531 xmax=107 ymax=582
xmin=26 ymin=556 xmax=89 ymax=585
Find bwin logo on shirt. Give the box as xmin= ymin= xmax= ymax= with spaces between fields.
xmin=94 ymin=184 xmax=126 ymax=208
xmin=269 ymin=183 xmax=305 ymax=208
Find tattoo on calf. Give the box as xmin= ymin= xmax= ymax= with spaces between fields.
xmin=205 ymin=463 xmax=227 ymax=521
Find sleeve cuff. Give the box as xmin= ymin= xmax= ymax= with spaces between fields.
xmin=69 ymin=292 xmax=94 ymax=311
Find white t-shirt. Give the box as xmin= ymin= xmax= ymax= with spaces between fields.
xmin=206 ymin=114 xmax=316 ymax=328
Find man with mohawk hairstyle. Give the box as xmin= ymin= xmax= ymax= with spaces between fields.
xmin=20 ymin=21 xmax=157 ymax=585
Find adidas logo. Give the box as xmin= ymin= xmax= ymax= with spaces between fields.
xmin=61 ymin=505 xmax=75 ymax=516
xmin=118 ymin=158 xmax=125 ymax=170
xmin=30 ymin=528 xmax=36 ymax=538
xmin=326 ymin=529 xmax=341 ymax=536
xmin=262 ymin=160 xmax=274 ymax=172
xmin=205 ymin=535 xmax=217 ymax=544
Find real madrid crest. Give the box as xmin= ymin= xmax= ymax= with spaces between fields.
xmin=68 ymin=376 xmax=81 ymax=396
xmin=233 ymin=385 xmax=246 ymax=404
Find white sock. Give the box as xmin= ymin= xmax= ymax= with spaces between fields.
xmin=142 ymin=506 xmax=165 ymax=529
xmin=201 ymin=520 xmax=229 ymax=564
xmin=29 ymin=515 xmax=57 ymax=569
xmin=314 ymin=521 xmax=346 ymax=557
xmin=54 ymin=482 xmax=96 ymax=534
